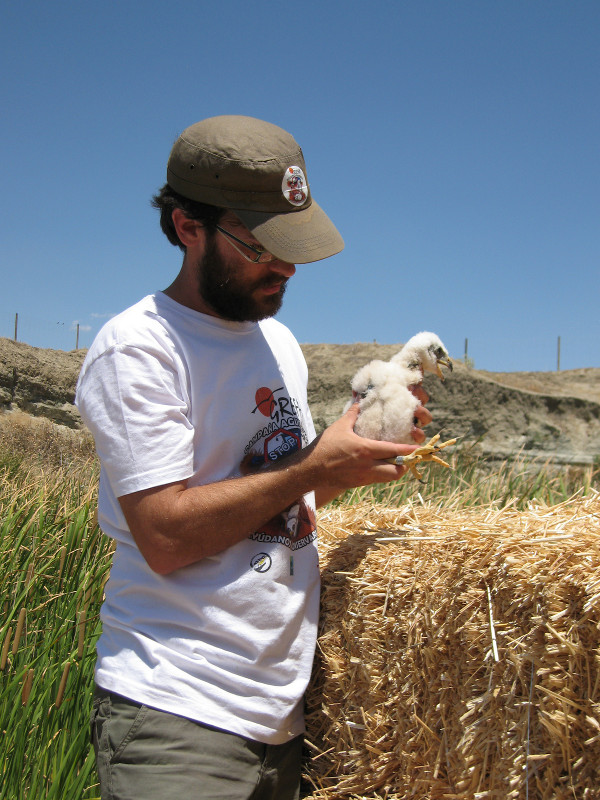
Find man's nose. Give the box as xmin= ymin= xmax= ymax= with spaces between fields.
xmin=269 ymin=260 xmax=296 ymax=278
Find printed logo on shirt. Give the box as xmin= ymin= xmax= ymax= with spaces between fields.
xmin=250 ymin=386 xmax=305 ymax=428
xmin=252 ymin=386 xmax=284 ymax=417
xmin=243 ymin=386 xmax=310 ymax=463
xmin=250 ymin=553 xmax=272 ymax=573
xmin=242 ymin=385 xmax=316 ymax=554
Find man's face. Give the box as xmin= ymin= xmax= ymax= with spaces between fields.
xmin=196 ymin=215 xmax=296 ymax=323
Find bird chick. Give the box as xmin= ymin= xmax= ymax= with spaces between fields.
xmin=391 ymin=331 xmax=453 ymax=383
xmin=348 ymin=359 xmax=419 ymax=443
xmin=348 ymin=331 xmax=456 ymax=480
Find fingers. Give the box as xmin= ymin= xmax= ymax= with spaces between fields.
xmin=369 ymin=439 xmax=420 ymax=462
xmin=414 ymin=404 xmax=433 ymax=427
xmin=409 ymin=384 xmax=429 ymax=405
xmin=343 ymin=401 xmax=360 ymax=423
xmin=409 ymin=404 xmax=432 ymax=444
xmin=411 ymin=426 xmax=427 ymax=444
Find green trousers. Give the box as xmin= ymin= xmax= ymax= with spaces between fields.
xmin=91 ymin=688 xmax=303 ymax=800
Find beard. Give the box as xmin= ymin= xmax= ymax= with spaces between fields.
xmin=196 ymin=235 xmax=287 ymax=322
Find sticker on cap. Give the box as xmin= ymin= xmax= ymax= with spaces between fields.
xmin=282 ymin=166 xmax=308 ymax=207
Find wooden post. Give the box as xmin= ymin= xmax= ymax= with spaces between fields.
xmin=14 ymin=313 xmax=18 ymax=342
xmin=76 ymin=323 xmax=80 ymax=350
xmin=464 ymin=337 xmax=468 ymax=366
xmin=557 ymin=336 xmax=561 ymax=372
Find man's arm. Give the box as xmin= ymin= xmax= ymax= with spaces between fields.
xmin=118 ymin=404 xmax=420 ymax=575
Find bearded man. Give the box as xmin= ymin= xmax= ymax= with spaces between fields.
xmin=76 ymin=115 xmax=430 ymax=800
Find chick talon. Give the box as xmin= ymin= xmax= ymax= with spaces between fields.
xmin=433 ymin=437 xmax=457 ymax=452
xmin=408 ymin=462 xmax=424 ymax=481
xmin=386 ymin=434 xmax=457 ymax=479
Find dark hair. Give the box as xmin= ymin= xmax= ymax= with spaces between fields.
xmin=151 ymin=184 xmax=225 ymax=250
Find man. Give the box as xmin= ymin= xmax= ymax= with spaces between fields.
xmin=76 ymin=115 xmax=431 ymax=800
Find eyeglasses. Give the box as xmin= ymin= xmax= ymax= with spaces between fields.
xmin=216 ymin=225 xmax=275 ymax=263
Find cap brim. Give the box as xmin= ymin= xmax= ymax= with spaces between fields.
xmin=235 ymin=201 xmax=344 ymax=264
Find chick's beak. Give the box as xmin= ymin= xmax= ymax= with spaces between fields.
xmin=435 ymin=356 xmax=453 ymax=381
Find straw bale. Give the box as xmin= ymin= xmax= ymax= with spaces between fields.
xmin=303 ymin=491 xmax=600 ymax=799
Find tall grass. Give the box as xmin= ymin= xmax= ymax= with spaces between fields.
xmin=0 ymin=418 xmax=597 ymax=798
xmin=0 ymin=425 xmax=109 ymax=800
xmin=336 ymin=441 xmax=599 ymax=510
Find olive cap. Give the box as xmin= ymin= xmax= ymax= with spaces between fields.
xmin=166 ymin=115 xmax=344 ymax=264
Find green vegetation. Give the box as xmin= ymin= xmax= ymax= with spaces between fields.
xmin=0 ymin=461 xmax=108 ymax=800
xmin=336 ymin=439 xmax=599 ymax=511
xmin=0 ymin=418 xmax=597 ymax=798
xmin=1 ymin=418 xmax=105 ymax=800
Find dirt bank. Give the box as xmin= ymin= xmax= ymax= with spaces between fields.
xmin=1 ymin=337 xmax=599 ymax=465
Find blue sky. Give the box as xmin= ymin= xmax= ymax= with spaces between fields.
xmin=1 ymin=1 xmax=598 ymax=372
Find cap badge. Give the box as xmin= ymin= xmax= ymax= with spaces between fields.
xmin=282 ymin=166 xmax=308 ymax=207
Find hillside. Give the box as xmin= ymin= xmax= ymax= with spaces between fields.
xmin=1 ymin=337 xmax=599 ymax=465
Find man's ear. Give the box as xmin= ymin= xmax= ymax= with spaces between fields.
xmin=171 ymin=209 xmax=205 ymax=248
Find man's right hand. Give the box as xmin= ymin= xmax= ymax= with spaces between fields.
xmin=308 ymin=403 xmax=422 ymax=507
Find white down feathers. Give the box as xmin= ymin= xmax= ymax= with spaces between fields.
xmin=346 ymin=332 xmax=452 ymax=444
xmin=349 ymin=359 xmax=419 ymax=442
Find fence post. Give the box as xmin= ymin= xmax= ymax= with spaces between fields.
xmin=464 ymin=337 xmax=468 ymax=366
xmin=14 ymin=313 xmax=18 ymax=342
xmin=76 ymin=323 xmax=80 ymax=350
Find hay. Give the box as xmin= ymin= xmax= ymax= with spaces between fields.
xmin=304 ymin=491 xmax=600 ymax=799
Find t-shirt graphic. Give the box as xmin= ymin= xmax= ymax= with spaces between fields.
xmin=242 ymin=385 xmax=316 ymax=550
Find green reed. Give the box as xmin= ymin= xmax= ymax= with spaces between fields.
xmin=337 ymin=441 xmax=598 ymax=510
xmin=0 ymin=459 xmax=110 ymax=800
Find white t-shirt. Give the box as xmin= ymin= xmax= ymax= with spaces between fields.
xmin=76 ymin=292 xmax=320 ymax=744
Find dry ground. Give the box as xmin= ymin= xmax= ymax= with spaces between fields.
xmin=1 ymin=337 xmax=599 ymax=464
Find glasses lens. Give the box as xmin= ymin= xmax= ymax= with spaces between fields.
xmin=217 ymin=227 xmax=274 ymax=263
xmin=256 ymin=250 xmax=274 ymax=263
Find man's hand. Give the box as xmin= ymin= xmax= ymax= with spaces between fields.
xmin=309 ymin=404 xmax=422 ymax=506
xmin=118 ymin=404 xmax=430 ymax=574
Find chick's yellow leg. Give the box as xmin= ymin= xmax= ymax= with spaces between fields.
xmin=386 ymin=435 xmax=457 ymax=479
xmin=408 ymin=462 xmax=424 ymax=481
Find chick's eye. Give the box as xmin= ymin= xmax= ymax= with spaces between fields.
xmin=363 ymin=382 xmax=375 ymax=398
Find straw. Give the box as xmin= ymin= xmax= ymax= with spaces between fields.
xmin=303 ymin=491 xmax=600 ymax=799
